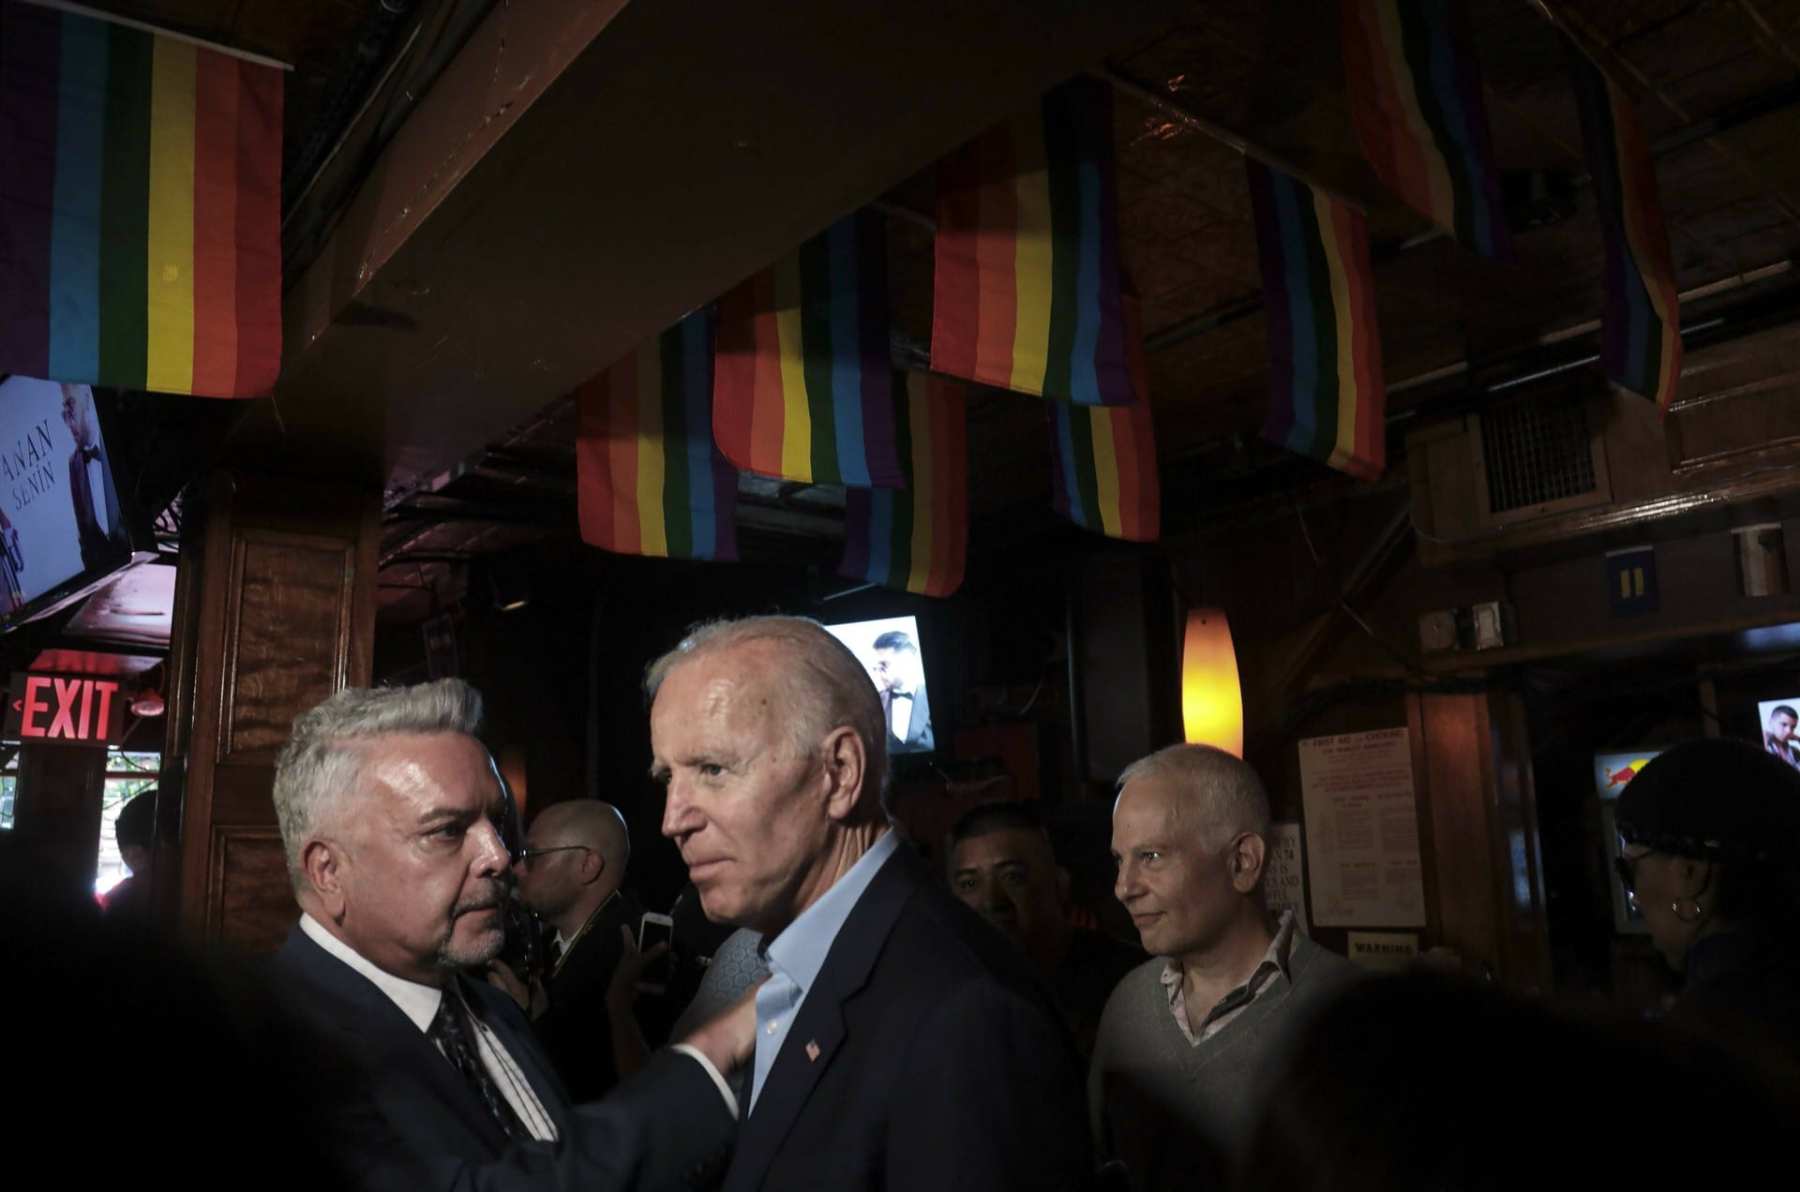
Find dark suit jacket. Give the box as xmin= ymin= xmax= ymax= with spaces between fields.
xmin=539 ymin=890 xmax=643 ymax=1101
xmin=723 ymin=843 xmax=1092 ymax=1191
xmin=270 ymin=925 xmax=733 ymax=1192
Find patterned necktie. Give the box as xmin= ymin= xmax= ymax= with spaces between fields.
xmin=429 ymin=986 xmax=527 ymax=1140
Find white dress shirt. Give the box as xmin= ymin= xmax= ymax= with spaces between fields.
xmin=298 ymin=915 xmax=739 ymax=1130
xmin=300 ymin=914 xmax=560 ymax=1141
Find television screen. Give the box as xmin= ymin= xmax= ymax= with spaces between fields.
xmin=1756 ymin=699 xmax=1800 ymax=773
xmin=824 ymin=614 xmax=935 ymax=755
xmin=0 ymin=376 xmax=138 ymax=626
xmin=1593 ymin=750 xmax=1661 ymax=799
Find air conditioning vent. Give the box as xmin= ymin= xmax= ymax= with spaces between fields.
xmin=1478 ymin=391 xmax=1599 ymax=514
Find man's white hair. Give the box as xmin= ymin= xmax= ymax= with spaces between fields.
xmin=1116 ymin=744 xmax=1272 ymax=854
xmin=645 ymin=615 xmax=889 ymax=801
xmin=272 ymin=679 xmax=485 ymax=891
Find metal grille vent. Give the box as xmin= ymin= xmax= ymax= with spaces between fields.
xmin=1478 ymin=392 xmax=1597 ymax=515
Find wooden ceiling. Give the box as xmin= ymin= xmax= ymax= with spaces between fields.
xmin=60 ymin=1 xmax=1800 ymax=618
xmin=879 ymin=0 xmax=1800 ymax=524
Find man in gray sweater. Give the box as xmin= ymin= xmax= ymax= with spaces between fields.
xmin=1089 ymin=745 xmax=1356 ymax=1190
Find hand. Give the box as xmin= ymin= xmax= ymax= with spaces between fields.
xmin=678 ymin=982 xmax=761 ymax=1076
xmin=486 ymin=959 xmax=546 ymax=1018
xmin=606 ymin=924 xmax=671 ymax=1015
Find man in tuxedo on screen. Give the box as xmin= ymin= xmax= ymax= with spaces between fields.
xmin=869 ymin=628 xmax=933 ymax=753
xmin=60 ymin=384 xmax=125 ymax=570
xmin=648 ymin=615 xmax=1090 ymax=1191
xmin=268 ymin=678 xmax=753 ymax=1191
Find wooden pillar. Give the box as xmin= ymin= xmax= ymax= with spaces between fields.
xmin=1409 ymin=689 xmax=1552 ymax=992
xmin=9 ymin=746 xmax=107 ymax=904
xmin=158 ymin=471 xmax=377 ymax=951
xmin=1075 ymin=554 xmax=1180 ymax=785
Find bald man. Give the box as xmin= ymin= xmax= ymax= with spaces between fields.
xmin=504 ymin=800 xmax=644 ymax=1101
xmin=1091 ymin=745 xmax=1356 ymax=1191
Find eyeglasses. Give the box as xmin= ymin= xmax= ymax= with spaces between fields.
xmin=514 ymin=844 xmax=592 ymax=868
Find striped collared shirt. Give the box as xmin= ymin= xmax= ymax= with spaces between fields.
xmin=1159 ymin=911 xmax=1297 ymax=1046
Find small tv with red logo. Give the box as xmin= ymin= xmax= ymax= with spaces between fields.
xmin=1594 ymin=749 xmax=1662 ymax=934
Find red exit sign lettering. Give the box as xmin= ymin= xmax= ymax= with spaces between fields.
xmin=5 ymin=673 xmax=128 ymax=746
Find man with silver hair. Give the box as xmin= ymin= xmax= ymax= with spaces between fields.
xmin=268 ymin=678 xmax=753 ymax=1191
xmin=1089 ymin=744 xmax=1356 ymax=1191
xmin=647 ymin=615 xmax=1090 ymax=1191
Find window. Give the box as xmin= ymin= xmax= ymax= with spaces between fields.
xmin=95 ymin=750 xmax=161 ymax=897
xmin=0 ymin=749 xmax=15 ymax=831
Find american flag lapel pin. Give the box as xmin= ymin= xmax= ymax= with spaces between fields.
xmin=805 ymin=1040 xmax=821 ymax=1062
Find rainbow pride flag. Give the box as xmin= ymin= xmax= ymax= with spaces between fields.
xmin=0 ymin=2 xmax=282 ymax=397
xmin=1569 ymin=45 xmax=1681 ymax=411
xmin=1341 ymin=0 xmax=1512 ymax=259
xmin=932 ymin=76 xmax=1133 ymax=406
xmin=1247 ymin=159 xmax=1387 ymax=480
xmin=712 ymin=212 xmax=903 ymax=488
xmin=840 ymin=372 xmax=967 ymax=598
xmin=1049 ymin=294 xmax=1159 ymax=540
xmin=577 ymin=311 xmax=737 ymax=561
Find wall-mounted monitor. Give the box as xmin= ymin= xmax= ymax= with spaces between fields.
xmin=1593 ymin=749 xmax=1662 ymax=934
xmin=0 ymin=376 xmax=152 ymax=631
xmin=823 ymin=614 xmax=935 ymax=756
xmin=1756 ymin=699 xmax=1800 ymax=773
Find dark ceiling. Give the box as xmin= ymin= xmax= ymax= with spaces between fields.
xmin=66 ymin=0 xmax=1800 ymax=623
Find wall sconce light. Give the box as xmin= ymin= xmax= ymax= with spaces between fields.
xmin=1182 ymin=608 xmax=1243 ymax=757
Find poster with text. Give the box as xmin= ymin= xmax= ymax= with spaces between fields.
xmin=1263 ymin=821 xmax=1309 ymax=935
xmin=1298 ymin=727 xmax=1427 ymax=927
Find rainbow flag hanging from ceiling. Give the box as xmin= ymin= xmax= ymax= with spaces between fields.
xmin=712 ymin=211 xmax=904 ymax=488
xmin=1340 ymin=0 xmax=1512 ymax=259
xmin=840 ymin=372 xmax=967 ymax=598
xmin=0 ymin=1 xmax=282 ymax=397
xmin=1049 ymin=294 xmax=1159 ymax=540
xmin=1247 ymin=159 xmax=1387 ymax=480
xmin=932 ymin=76 xmax=1134 ymax=406
xmin=1568 ymin=43 xmax=1681 ymax=411
xmin=577 ymin=311 xmax=737 ymax=561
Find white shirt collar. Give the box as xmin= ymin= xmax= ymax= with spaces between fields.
xmin=299 ymin=912 xmax=443 ymax=1034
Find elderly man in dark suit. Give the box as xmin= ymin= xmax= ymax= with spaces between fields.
xmin=648 ymin=616 xmax=1091 ymax=1191
xmin=269 ymin=678 xmax=753 ymax=1191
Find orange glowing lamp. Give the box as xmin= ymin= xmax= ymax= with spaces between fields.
xmin=1181 ymin=608 xmax=1243 ymax=757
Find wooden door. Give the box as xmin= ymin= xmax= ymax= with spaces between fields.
xmin=159 ymin=471 xmax=377 ymax=951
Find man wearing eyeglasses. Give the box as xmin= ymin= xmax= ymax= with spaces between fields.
xmin=499 ymin=800 xmax=644 ymax=1100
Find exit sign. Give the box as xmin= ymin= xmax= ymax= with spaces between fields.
xmin=5 ymin=673 xmax=128 ymax=746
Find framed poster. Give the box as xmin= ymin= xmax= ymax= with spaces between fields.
xmin=1298 ymin=728 xmax=1426 ymax=927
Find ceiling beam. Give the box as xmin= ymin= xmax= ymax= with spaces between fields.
xmin=254 ymin=0 xmax=1191 ymax=489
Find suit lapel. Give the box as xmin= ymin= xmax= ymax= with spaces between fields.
xmin=725 ymin=844 xmax=923 ymax=1191
xmin=278 ymin=929 xmax=512 ymax=1154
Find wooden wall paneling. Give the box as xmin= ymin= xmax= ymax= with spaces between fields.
xmin=152 ymin=516 xmax=205 ymax=928
xmin=1410 ymin=690 xmax=1553 ymax=990
xmin=1413 ymin=692 xmax=1506 ymax=980
xmin=170 ymin=472 xmax=377 ymax=949
xmin=1406 ymin=697 xmax=1447 ymax=951
xmin=206 ymin=826 xmax=294 ymax=954
xmin=1489 ymin=692 xmax=1553 ymax=991
xmin=1076 ymin=554 xmax=1179 ymax=784
xmin=219 ymin=530 xmax=357 ymax=762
